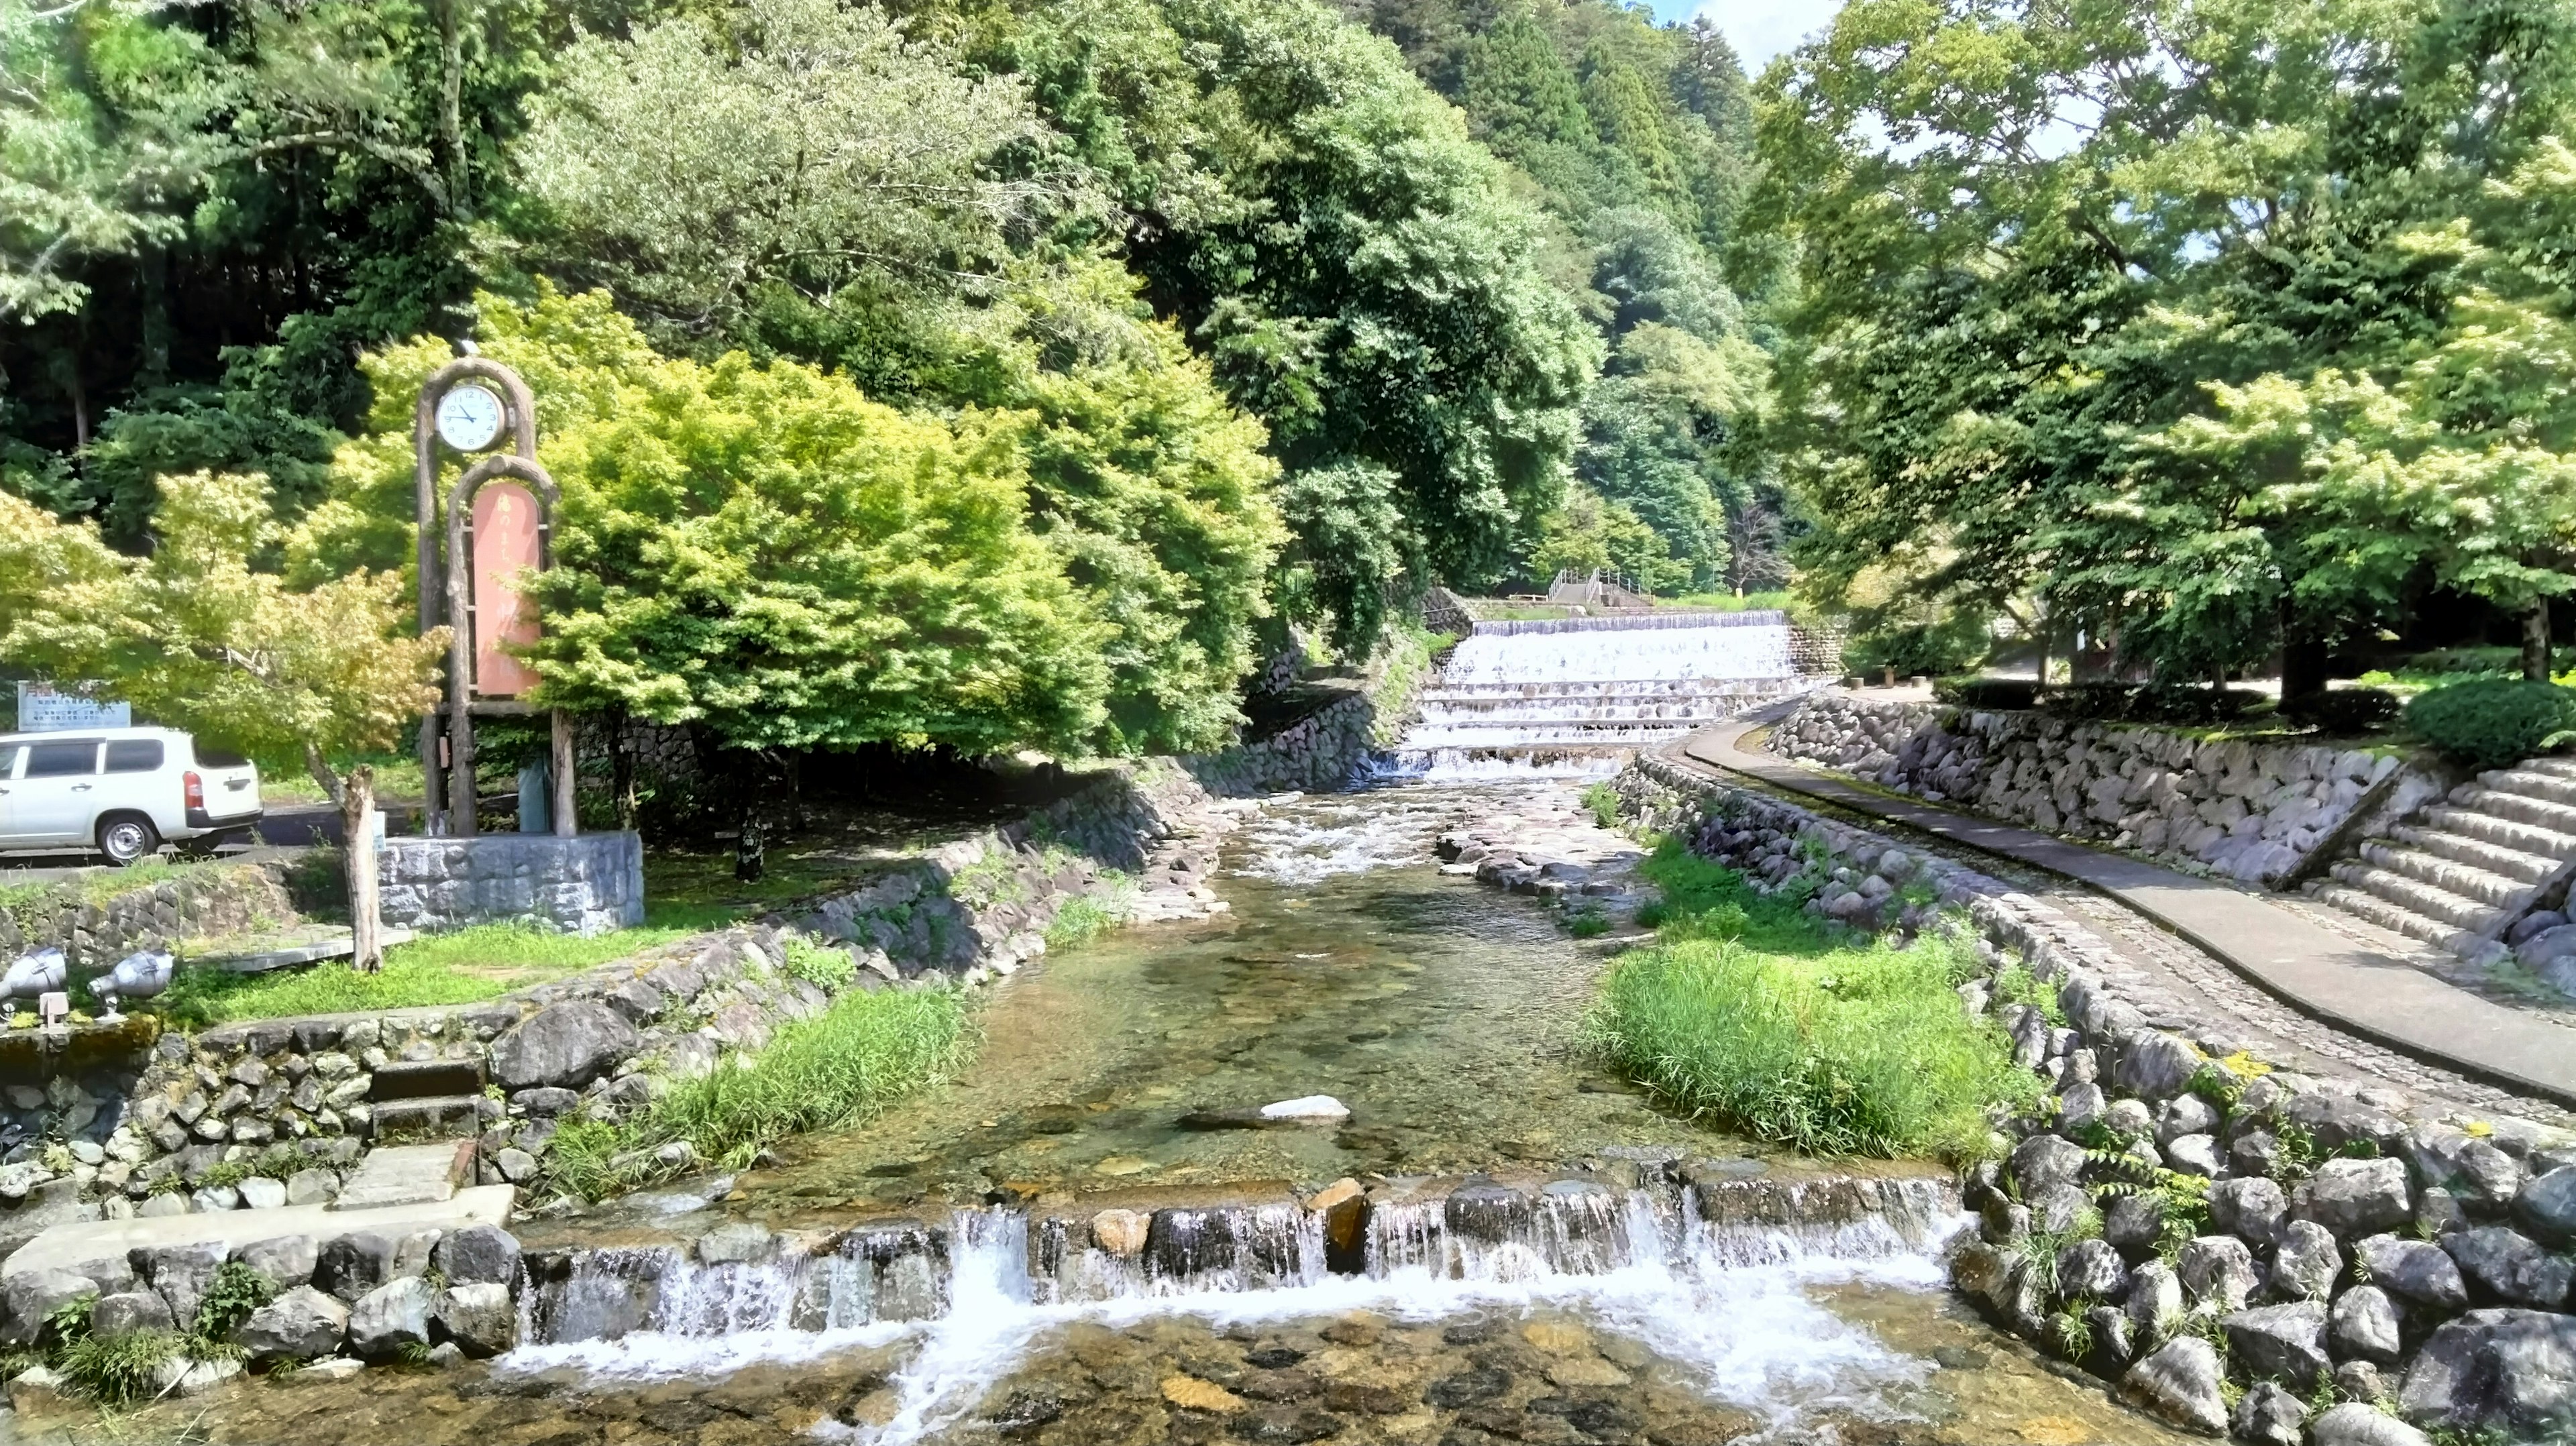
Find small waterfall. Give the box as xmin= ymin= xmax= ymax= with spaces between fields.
xmin=1385 ymin=612 xmax=1825 ymax=778
xmin=502 ymin=1170 xmax=1973 ymax=1445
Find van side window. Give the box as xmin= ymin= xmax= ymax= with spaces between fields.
xmin=24 ymin=741 xmax=100 ymax=777
xmin=104 ymin=740 xmax=165 ymax=773
xmin=0 ymin=745 xmax=18 ymax=778
xmin=191 ymin=743 xmax=251 ymax=768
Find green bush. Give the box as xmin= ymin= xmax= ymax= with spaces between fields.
xmin=2280 ymin=687 xmax=2401 ymax=734
xmin=2129 ymin=685 xmax=2267 ymax=725
xmin=544 ymin=982 xmax=969 ymax=1200
xmin=780 ymin=937 xmax=858 ymax=993
xmin=2040 ymin=682 xmax=2139 ymax=720
xmin=2405 ymin=679 xmax=2576 ymax=769
xmin=1585 ymin=845 xmax=2035 ymax=1160
xmin=1580 ymin=782 xmax=1623 ymax=830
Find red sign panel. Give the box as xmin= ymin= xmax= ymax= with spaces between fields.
xmin=470 ymin=481 xmax=543 ymax=697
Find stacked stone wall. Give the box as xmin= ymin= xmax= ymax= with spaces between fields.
xmin=0 ymin=865 xmax=293 ymax=967
xmin=1614 ymin=755 xmax=2576 ymax=1446
xmin=376 ymin=832 xmax=646 ymax=938
xmin=1767 ymin=693 xmax=2448 ymax=887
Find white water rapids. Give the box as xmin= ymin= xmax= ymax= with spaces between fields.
xmin=1383 ymin=612 xmax=1823 ymax=779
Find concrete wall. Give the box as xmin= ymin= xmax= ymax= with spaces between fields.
xmin=376 ymin=832 xmax=645 ymax=938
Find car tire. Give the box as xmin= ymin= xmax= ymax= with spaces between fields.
xmin=96 ymin=814 xmax=161 ymax=867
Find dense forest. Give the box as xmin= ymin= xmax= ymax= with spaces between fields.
xmin=11 ymin=0 xmax=2576 ymax=763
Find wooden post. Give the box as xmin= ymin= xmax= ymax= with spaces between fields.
xmin=2526 ymin=600 xmax=2554 ymax=683
xmin=551 ymin=708 xmax=577 ymax=837
xmin=342 ymin=765 xmax=383 ymax=972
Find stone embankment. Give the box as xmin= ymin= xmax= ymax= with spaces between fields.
xmin=1429 ymin=797 xmax=1654 ymax=922
xmin=1612 ymin=755 xmax=2576 ymax=1446
xmin=0 ymin=865 xmax=293 ymax=967
xmin=0 ymin=762 xmax=1242 ymax=1250
xmin=1766 ymin=693 xmax=2445 ymax=888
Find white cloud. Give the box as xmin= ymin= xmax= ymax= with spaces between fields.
xmin=1684 ymin=0 xmax=1847 ymax=71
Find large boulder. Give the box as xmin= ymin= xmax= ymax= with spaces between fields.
xmin=488 ymin=1000 xmax=640 ymax=1091
xmin=2269 ymin=1219 xmax=2342 ymax=1302
xmin=233 ymin=1235 xmax=317 ymax=1291
xmin=2177 ymin=1235 xmax=2258 ymax=1312
xmin=431 ymin=1282 xmax=514 ymax=1358
xmin=2113 ymin=1033 xmax=2203 ymax=1102
xmin=2398 ymin=1308 xmax=2576 ymax=1434
xmin=2208 ymin=1177 xmax=2286 ymax=1245
xmin=2055 ymin=1239 xmax=2126 ymax=1303
xmin=2330 ymin=1284 xmax=2404 ymax=1365
xmin=2222 ymin=1300 xmax=2330 ymax=1388
xmin=230 ymin=1284 xmax=349 ymax=1361
xmin=2231 ymin=1380 xmax=2308 ymax=1446
xmin=2293 ymin=1158 xmax=2413 ymax=1235
xmin=314 ymin=1231 xmax=396 ymax=1304
xmin=129 ymin=1241 xmax=227 ymax=1329
xmin=2308 ymin=1402 xmax=2430 ymax=1446
xmin=0 ymin=1270 xmax=97 ymax=1347
xmin=2443 ymin=1225 xmax=2573 ymax=1310
xmin=2010 ymin=1133 xmax=2088 ymax=1194
xmin=429 ymin=1225 xmax=523 ymax=1287
xmin=89 ymin=1290 xmax=174 ymax=1337
xmin=2124 ymin=1259 xmax=2183 ymax=1344
xmin=346 ymin=1276 xmax=435 ymax=1359
xmin=2289 ymin=1093 xmax=2408 ymax=1155
xmin=2356 ymin=1234 xmax=2469 ymax=1311
xmin=2514 ymin=1165 xmax=2576 ymax=1246
xmin=2118 ymin=1336 xmax=2229 ymax=1435
xmin=2402 ymin=1124 xmax=2523 ymax=1208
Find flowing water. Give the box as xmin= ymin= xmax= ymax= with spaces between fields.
xmin=1386 ymin=613 xmax=1823 ymax=779
xmin=55 ymin=733 xmax=2182 ymax=1443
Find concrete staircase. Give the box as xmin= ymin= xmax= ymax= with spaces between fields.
xmin=2312 ymin=757 xmax=2576 ymax=956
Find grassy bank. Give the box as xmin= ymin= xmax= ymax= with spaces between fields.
xmin=1586 ymin=843 xmax=2035 ymax=1160
xmin=545 ymin=981 xmax=971 ymax=1200
xmin=154 ymin=922 xmax=702 ymax=1027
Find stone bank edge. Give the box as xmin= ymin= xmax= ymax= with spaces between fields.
xmin=1612 ymin=753 xmax=2576 ymax=1446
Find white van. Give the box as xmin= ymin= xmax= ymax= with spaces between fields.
xmin=0 ymin=728 xmax=263 ymax=865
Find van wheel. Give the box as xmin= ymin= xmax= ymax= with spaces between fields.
xmin=96 ymin=815 xmax=161 ymax=867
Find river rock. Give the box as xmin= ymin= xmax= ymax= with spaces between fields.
xmin=2028 ymin=1183 xmax=2092 ymax=1235
xmin=2231 ymin=1380 xmax=2308 ymax=1446
xmin=2290 ymin=1092 xmax=2407 ymax=1154
xmin=2222 ymin=1300 xmax=2330 ymax=1387
xmin=2177 ymin=1235 xmax=2258 ymax=1311
xmin=2209 ymin=1177 xmax=2287 ymax=1245
xmin=2403 ymin=1125 xmax=2524 ymax=1208
xmin=2336 ymin=1361 xmax=2389 ymax=1404
xmin=2118 ymin=1335 xmax=2229 ymax=1435
xmin=347 ymin=1276 xmax=435 ymax=1359
xmin=2308 ymin=1402 xmax=2430 ymax=1446
xmin=429 ymin=1224 xmax=523 ymax=1286
xmin=1091 ymin=1209 xmax=1149 ymax=1258
xmin=315 ymin=1231 xmax=396 ymax=1302
xmin=2294 ymin=1158 xmax=2413 ymax=1235
xmin=2513 ymin=1165 xmax=2576 ymax=1245
xmin=2398 ymin=1308 xmax=2576 ymax=1433
xmin=2331 ymin=1284 xmax=2404 ymax=1364
xmin=2165 ymin=1133 xmax=2224 ymax=1178
xmin=233 ymin=1235 xmax=318 ymax=1290
xmin=695 ymin=1222 xmax=774 ymax=1266
xmin=2010 ymin=1133 xmax=2088 ymax=1194
xmin=152 ymin=1356 xmax=240 ymax=1396
xmin=2104 ymin=1192 xmax=2165 ymax=1249
xmin=2158 ymin=1093 xmax=2220 ymax=1144
xmin=488 ymin=1001 xmax=639 ymax=1091
xmin=89 ymin=1290 xmax=174 ymax=1336
xmin=0 ymin=1269 xmax=94 ymax=1346
xmin=2269 ymin=1219 xmax=2341 ymax=1301
xmin=2356 ymin=1234 xmax=2469 ymax=1310
xmin=2440 ymin=1224 xmax=2571 ymax=1309
xmin=131 ymin=1240 xmax=227 ymax=1327
xmin=432 ymin=1282 xmax=513 ymax=1357
xmin=2056 ymin=1239 xmax=2125 ymax=1302
xmin=2124 ymin=1259 xmax=2183 ymax=1341
xmin=232 ymin=1284 xmax=350 ymax=1360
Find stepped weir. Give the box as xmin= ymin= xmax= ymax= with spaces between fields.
xmin=1386 ymin=611 xmax=1828 ymax=777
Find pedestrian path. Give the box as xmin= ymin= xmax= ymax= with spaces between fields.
xmin=1666 ymin=718 xmax=2576 ymax=1108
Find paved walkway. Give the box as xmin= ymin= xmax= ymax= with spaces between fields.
xmin=1670 ymin=718 xmax=2576 ymax=1109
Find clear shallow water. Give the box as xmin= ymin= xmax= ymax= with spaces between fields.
xmin=54 ymin=783 xmax=2192 ymax=1446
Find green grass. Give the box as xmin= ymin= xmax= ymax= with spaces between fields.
xmin=1660 ymin=589 xmax=1798 ymax=612
xmin=154 ymin=922 xmax=699 ymax=1027
xmin=544 ymin=982 xmax=971 ymax=1200
xmin=1043 ymin=895 xmax=1123 ymax=950
xmin=1584 ymin=842 xmax=2037 ymax=1160
xmin=1581 ymin=781 xmax=1623 ymax=830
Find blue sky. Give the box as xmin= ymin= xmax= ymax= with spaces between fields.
xmin=1648 ymin=1 xmax=1846 ymax=70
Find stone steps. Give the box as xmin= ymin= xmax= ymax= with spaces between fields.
xmin=2324 ymin=863 xmax=2505 ymax=934
xmin=2353 ymin=842 xmax=2540 ymax=911
xmin=2449 ymin=785 xmax=2576 ymax=836
xmin=2480 ymin=765 xmax=2576 ymax=809
xmin=333 ymin=1141 xmax=477 ymax=1210
xmin=2387 ymin=826 xmax=2563 ymax=884
xmin=2311 ymin=882 xmax=2475 ymax=950
xmin=2420 ymin=805 xmax=2576 ymax=858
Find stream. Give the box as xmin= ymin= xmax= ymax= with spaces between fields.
xmin=89 ymin=775 xmax=2195 ymax=1446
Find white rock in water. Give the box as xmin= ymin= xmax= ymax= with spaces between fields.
xmin=1258 ymin=1095 xmax=1350 ymax=1123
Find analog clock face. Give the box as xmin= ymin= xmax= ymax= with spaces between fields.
xmin=435 ymin=383 xmax=507 ymax=453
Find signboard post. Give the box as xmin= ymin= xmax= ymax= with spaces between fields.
xmin=14 ymin=683 xmax=131 ymax=732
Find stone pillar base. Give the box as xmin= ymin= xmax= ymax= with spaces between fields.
xmin=378 ymin=832 xmax=645 ymax=937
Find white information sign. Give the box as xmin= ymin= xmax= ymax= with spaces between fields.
xmin=14 ymin=683 xmax=130 ymax=732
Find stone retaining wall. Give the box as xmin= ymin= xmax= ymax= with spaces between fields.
xmin=1766 ymin=693 xmax=2447 ymax=887
xmin=376 ymin=832 xmax=646 ymax=938
xmin=0 ymin=865 xmax=294 ymax=966
xmin=0 ymin=760 xmax=1240 ymax=1248
xmin=1613 ymin=755 xmax=2576 ymax=1446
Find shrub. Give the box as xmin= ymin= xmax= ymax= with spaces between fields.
xmin=2041 ymin=682 xmax=2139 ymax=720
xmin=1933 ymin=677 xmax=2039 ymax=710
xmin=780 ymin=938 xmax=858 ymax=993
xmin=1042 ymin=895 xmax=1122 ymax=950
xmin=2405 ymin=679 xmax=2576 ymax=769
xmin=2128 ymin=685 xmax=2267 ymax=726
xmin=2281 ymin=687 xmax=2401 ymax=734
xmin=1580 ymin=782 xmax=1622 ymax=829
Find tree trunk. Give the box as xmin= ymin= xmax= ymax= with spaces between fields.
xmin=2524 ymin=600 xmax=2553 ymax=683
xmin=303 ymin=742 xmax=346 ymax=806
xmin=610 ymin=708 xmax=637 ymax=832
xmin=438 ymin=0 xmax=470 ymax=219
xmin=550 ymin=709 xmax=577 ymax=837
xmin=2281 ymin=630 xmax=2330 ymax=704
xmin=341 ymin=766 xmax=383 ymax=973
xmin=2033 ymin=608 xmax=2050 ymax=689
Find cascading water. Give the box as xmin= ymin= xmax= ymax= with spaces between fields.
xmin=1386 ymin=611 xmax=1825 ymax=778
xmin=500 ymin=1172 xmax=1971 ymax=1445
